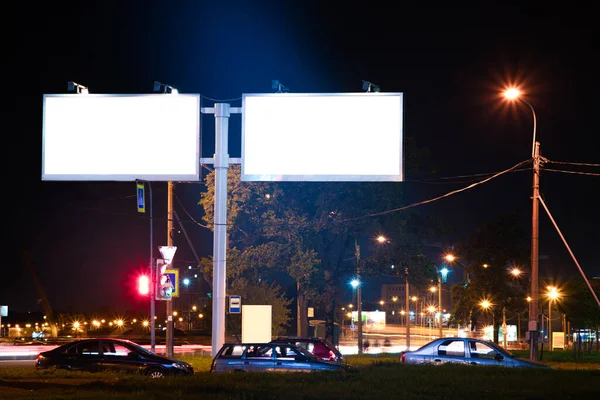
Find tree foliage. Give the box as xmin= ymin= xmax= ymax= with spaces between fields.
xmin=558 ymin=277 xmax=600 ymax=330
xmin=198 ymin=136 xmax=443 ymax=341
xmin=450 ymin=212 xmax=529 ymax=343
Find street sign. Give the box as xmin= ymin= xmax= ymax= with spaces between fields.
xmin=136 ymin=182 xmax=145 ymax=213
xmin=158 ymin=246 xmax=177 ymax=265
xmin=350 ymin=324 xmax=356 ymax=331
xmin=164 ymin=269 xmax=179 ymax=298
xmin=229 ymin=295 xmax=241 ymax=314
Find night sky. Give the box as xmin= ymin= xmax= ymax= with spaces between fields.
xmin=5 ymin=1 xmax=599 ymax=316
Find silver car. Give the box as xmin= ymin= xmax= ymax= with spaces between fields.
xmin=210 ymin=342 xmax=347 ymax=373
xmin=401 ymin=337 xmax=550 ymax=369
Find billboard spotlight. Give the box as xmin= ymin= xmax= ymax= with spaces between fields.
xmin=362 ymin=80 xmax=380 ymax=92
xmin=154 ymin=81 xmax=179 ymax=94
xmin=67 ymin=81 xmax=88 ymax=94
xmin=271 ymin=80 xmax=289 ymax=93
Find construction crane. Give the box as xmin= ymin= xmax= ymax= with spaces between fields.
xmin=23 ymin=251 xmax=59 ymax=338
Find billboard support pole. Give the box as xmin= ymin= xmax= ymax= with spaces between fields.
xmin=201 ymin=103 xmax=242 ymax=358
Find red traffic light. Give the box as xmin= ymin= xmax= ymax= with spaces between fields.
xmin=138 ymin=275 xmax=150 ymax=295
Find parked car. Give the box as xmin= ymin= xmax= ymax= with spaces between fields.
xmin=401 ymin=337 xmax=550 ymax=369
xmin=210 ymin=342 xmax=348 ymax=373
xmin=270 ymin=336 xmax=343 ymax=363
xmin=35 ymin=338 xmax=194 ymax=378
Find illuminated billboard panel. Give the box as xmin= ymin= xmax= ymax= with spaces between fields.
xmin=242 ymin=93 xmax=403 ymax=182
xmin=42 ymin=94 xmax=200 ymax=181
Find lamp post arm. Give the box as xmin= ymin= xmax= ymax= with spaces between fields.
xmin=520 ymin=98 xmax=537 ymax=158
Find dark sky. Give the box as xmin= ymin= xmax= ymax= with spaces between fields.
xmin=5 ymin=1 xmax=599 ymax=315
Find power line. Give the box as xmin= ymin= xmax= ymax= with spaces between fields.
xmin=544 ymin=159 xmax=600 ymax=167
xmin=333 ymin=158 xmax=532 ymax=223
xmin=541 ymin=168 xmax=600 ymax=177
xmin=174 ymin=193 xmax=211 ymax=230
xmin=404 ymin=167 xmax=531 ymax=185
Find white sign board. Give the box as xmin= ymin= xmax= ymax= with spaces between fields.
xmin=241 ymin=305 xmax=272 ymax=343
xmin=241 ymin=93 xmax=403 ymax=182
xmin=229 ymin=295 xmax=241 ymax=314
xmin=42 ymin=94 xmax=201 ymax=181
xmin=158 ymin=246 xmax=177 ymax=265
xmin=552 ymin=332 xmax=565 ymax=349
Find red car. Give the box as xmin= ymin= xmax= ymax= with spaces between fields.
xmin=270 ymin=337 xmax=343 ymax=363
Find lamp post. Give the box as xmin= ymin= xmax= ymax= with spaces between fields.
xmin=547 ymin=286 xmax=560 ymax=351
xmin=504 ymin=87 xmax=539 ymax=361
xmin=480 ymin=299 xmax=493 ymax=341
xmin=404 ymin=267 xmax=410 ymax=350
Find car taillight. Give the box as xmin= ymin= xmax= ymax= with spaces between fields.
xmin=35 ymin=354 xmax=41 ymax=366
xmin=400 ymin=352 xmax=405 ymax=365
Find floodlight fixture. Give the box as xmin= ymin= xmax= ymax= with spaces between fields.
xmin=362 ymin=80 xmax=380 ymax=93
xmin=153 ymin=81 xmax=179 ymax=94
xmin=67 ymin=81 xmax=89 ymax=94
xmin=271 ymin=79 xmax=289 ymax=93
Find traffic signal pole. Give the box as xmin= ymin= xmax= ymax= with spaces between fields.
xmin=166 ymin=181 xmax=174 ymax=358
xmin=148 ymin=181 xmax=156 ymax=353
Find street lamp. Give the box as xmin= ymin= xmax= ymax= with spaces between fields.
xmin=444 ymin=254 xmax=469 ymax=285
xmin=504 ymin=86 xmax=540 ymax=362
xmin=479 ymin=299 xmax=493 ymax=340
xmin=546 ymin=286 xmax=560 ymax=351
xmin=438 ymin=267 xmax=449 ymax=338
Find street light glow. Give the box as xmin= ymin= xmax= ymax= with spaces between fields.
xmin=350 ymin=279 xmax=359 ymax=288
xmin=376 ymin=235 xmax=388 ymax=243
xmin=504 ymin=87 xmax=521 ymax=100
xmin=480 ymin=299 xmax=492 ymax=310
xmin=510 ymin=267 xmax=522 ymax=277
xmin=547 ymin=286 xmax=560 ymax=300
xmin=444 ymin=254 xmax=455 ymax=262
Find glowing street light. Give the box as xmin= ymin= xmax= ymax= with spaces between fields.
xmin=510 ymin=267 xmax=522 ymax=277
xmin=480 ymin=299 xmax=492 ymax=311
xmin=444 ymin=254 xmax=455 ymax=262
xmin=504 ymin=85 xmax=540 ymax=361
xmin=376 ymin=235 xmax=388 ymax=243
xmin=546 ymin=286 xmax=561 ymax=351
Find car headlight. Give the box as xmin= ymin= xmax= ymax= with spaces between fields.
xmin=172 ymin=362 xmax=189 ymax=370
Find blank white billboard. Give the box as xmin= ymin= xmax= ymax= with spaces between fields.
xmin=241 ymin=93 xmax=403 ymax=182
xmin=241 ymin=305 xmax=272 ymax=343
xmin=42 ymin=94 xmax=201 ymax=181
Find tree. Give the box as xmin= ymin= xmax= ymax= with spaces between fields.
xmin=198 ymin=136 xmax=443 ymax=342
xmin=452 ymin=212 xmax=529 ymax=343
xmin=559 ymin=277 xmax=600 ymax=331
xmin=199 ymin=166 xmax=317 ymax=336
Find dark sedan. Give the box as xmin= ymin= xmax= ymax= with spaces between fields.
xmin=401 ymin=337 xmax=550 ymax=369
xmin=35 ymin=338 xmax=194 ymax=378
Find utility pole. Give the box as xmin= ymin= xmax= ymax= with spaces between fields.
xmin=529 ymin=141 xmax=540 ymax=361
xmin=405 ymin=267 xmax=410 ymax=350
xmin=166 ymin=181 xmax=174 ymax=358
xmin=517 ymin=312 xmax=521 ymax=343
xmin=548 ymin=298 xmax=553 ymax=352
xmin=355 ymin=240 xmax=363 ymax=355
xmin=438 ymin=276 xmax=442 ymax=338
xmin=502 ymin=307 xmax=507 ymax=348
